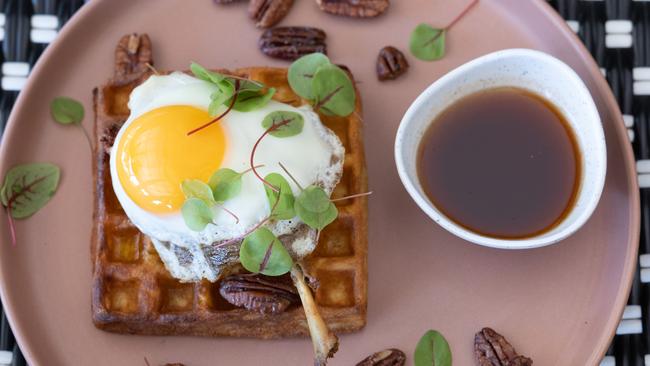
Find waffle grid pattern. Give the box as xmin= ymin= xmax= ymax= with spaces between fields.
xmin=0 ymin=0 xmax=644 ymax=365
xmin=92 ymin=64 xmax=367 ymax=337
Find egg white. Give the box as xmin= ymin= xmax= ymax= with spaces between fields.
xmin=109 ymin=72 xmax=345 ymax=255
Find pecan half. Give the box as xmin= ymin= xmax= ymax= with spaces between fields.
xmin=114 ymin=33 xmax=153 ymax=84
xmin=316 ymin=0 xmax=389 ymax=17
xmin=259 ymin=26 xmax=327 ymax=60
xmin=356 ymin=348 xmax=406 ymax=366
xmin=249 ymin=0 xmax=294 ymax=28
xmin=376 ymin=46 xmax=408 ymax=81
xmin=475 ymin=328 xmax=533 ymax=366
xmin=219 ymin=274 xmax=299 ymax=314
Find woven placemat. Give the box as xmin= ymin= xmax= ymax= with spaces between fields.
xmin=0 ymin=0 xmax=643 ymax=365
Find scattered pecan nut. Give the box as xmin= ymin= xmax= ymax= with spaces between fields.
xmin=316 ymin=0 xmax=389 ymax=17
xmin=259 ymin=26 xmax=327 ymax=60
xmin=376 ymin=46 xmax=408 ymax=81
xmin=114 ymin=33 xmax=153 ymax=84
xmin=356 ymin=348 xmax=406 ymax=366
xmin=219 ymin=274 xmax=300 ymax=314
xmin=249 ymin=0 xmax=294 ymax=28
xmin=475 ymin=328 xmax=533 ymax=366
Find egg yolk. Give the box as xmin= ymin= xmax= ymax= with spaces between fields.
xmin=116 ymin=105 xmax=225 ymax=213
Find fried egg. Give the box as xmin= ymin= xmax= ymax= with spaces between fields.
xmin=109 ymin=72 xmax=344 ymax=280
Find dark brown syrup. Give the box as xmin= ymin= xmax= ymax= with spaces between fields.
xmin=417 ymin=87 xmax=581 ymax=239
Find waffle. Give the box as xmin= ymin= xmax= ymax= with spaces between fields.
xmin=91 ymin=34 xmax=368 ymax=338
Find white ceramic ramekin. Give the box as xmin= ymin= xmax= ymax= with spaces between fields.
xmin=395 ymin=49 xmax=607 ymax=250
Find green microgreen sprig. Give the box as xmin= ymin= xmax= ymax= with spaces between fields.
xmin=50 ymin=96 xmax=92 ymax=151
xmin=240 ymin=227 xmax=293 ymax=276
xmin=187 ymin=63 xmax=275 ymax=136
xmin=288 ymin=53 xmax=356 ymax=117
xmin=180 ymin=166 xmax=268 ymax=230
xmin=0 ymin=163 xmax=61 ymax=246
xmin=414 ymin=330 xmax=452 ymax=366
xmin=264 ymin=173 xmax=295 ymax=220
xmin=179 ymin=54 xmax=368 ymax=277
xmin=409 ymin=0 xmax=479 ymax=61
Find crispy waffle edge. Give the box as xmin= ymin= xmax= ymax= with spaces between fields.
xmin=91 ymin=33 xmax=368 ymax=338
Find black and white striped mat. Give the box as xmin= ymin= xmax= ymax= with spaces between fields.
xmin=0 ymin=0 xmax=645 ymax=365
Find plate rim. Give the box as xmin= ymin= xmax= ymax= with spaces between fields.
xmin=531 ymin=1 xmax=641 ymax=363
xmin=0 ymin=0 xmax=640 ymax=364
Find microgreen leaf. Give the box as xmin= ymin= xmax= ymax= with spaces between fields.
xmin=312 ymin=64 xmax=356 ymax=117
xmin=414 ymin=330 xmax=452 ymax=366
xmin=191 ymin=62 xmax=226 ymax=84
xmin=264 ymin=173 xmax=295 ymax=220
xmin=295 ymin=199 xmax=338 ymax=230
xmin=295 ymin=186 xmax=338 ymax=230
xmin=239 ymin=227 xmax=293 ymax=276
xmin=208 ymin=95 xmax=225 ymax=117
xmin=296 ymin=186 xmax=331 ymax=213
xmin=261 ymin=111 xmax=304 ymax=138
xmin=288 ymin=53 xmax=331 ymax=100
xmin=410 ymin=24 xmax=446 ymax=61
xmin=50 ymin=97 xmax=84 ymax=125
xmin=230 ymin=88 xmax=276 ymax=112
xmin=230 ymin=77 xmax=264 ymax=92
xmin=181 ymin=198 xmax=214 ymax=231
xmin=0 ymin=163 xmax=60 ymax=219
xmin=209 ymin=168 xmax=242 ymax=202
xmin=181 ymin=179 xmax=216 ymax=205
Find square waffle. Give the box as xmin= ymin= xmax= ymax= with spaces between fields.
xmin=91 ymin=34 xmax=368 ymax=338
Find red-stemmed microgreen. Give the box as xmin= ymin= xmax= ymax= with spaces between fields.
xmin=288 ymin=53 xmax=330 ymax=100
xmin=187 ymin=62 xmax=276 ymax=136
xmin=410 ymin=0 xmax=479 ymax=61
xmin=187 ymin=79 xmax=240 ymax=136
xmin=277 ymin=162 xmax=372 ymax=230
xmin=180 ymin=179 xmax=240 ymax=230
xmin=0 ymin=163 xmax=61 ymax=246
xmin=209 ymin=165 xmax=264 ymax=203
xmin=249 ymin=114 xmax=301 ymax=191
xmin=288 ymin=54 xmax=356 ymax=117
xmin=264 ymin=173 xmax=295 ymax=220
xmin=258 ymin=238 xmax=275 ymax=273
xmin=50 ymin=96 xmax=92 ymax=152
xmin=213 ymin=189 xmax=283 ymax=249
xmin=278 ymin=162 xmax=304 ymax=190
xmin=239 ymin=226 xmax=293 ymax=276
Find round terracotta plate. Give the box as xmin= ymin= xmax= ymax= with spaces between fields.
xmin=0 ymin=0 xmax=639 ymax=365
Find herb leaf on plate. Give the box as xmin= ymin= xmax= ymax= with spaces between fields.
xmin=414 ymin=329 xmax=452 ymax=366
xmin=50 ymin=97 xmax=84 ymax=125
xmin=1 ymin=163 xmax=61 ymax=219
xmin=409 ymin=24 xmax=446 ymax=61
